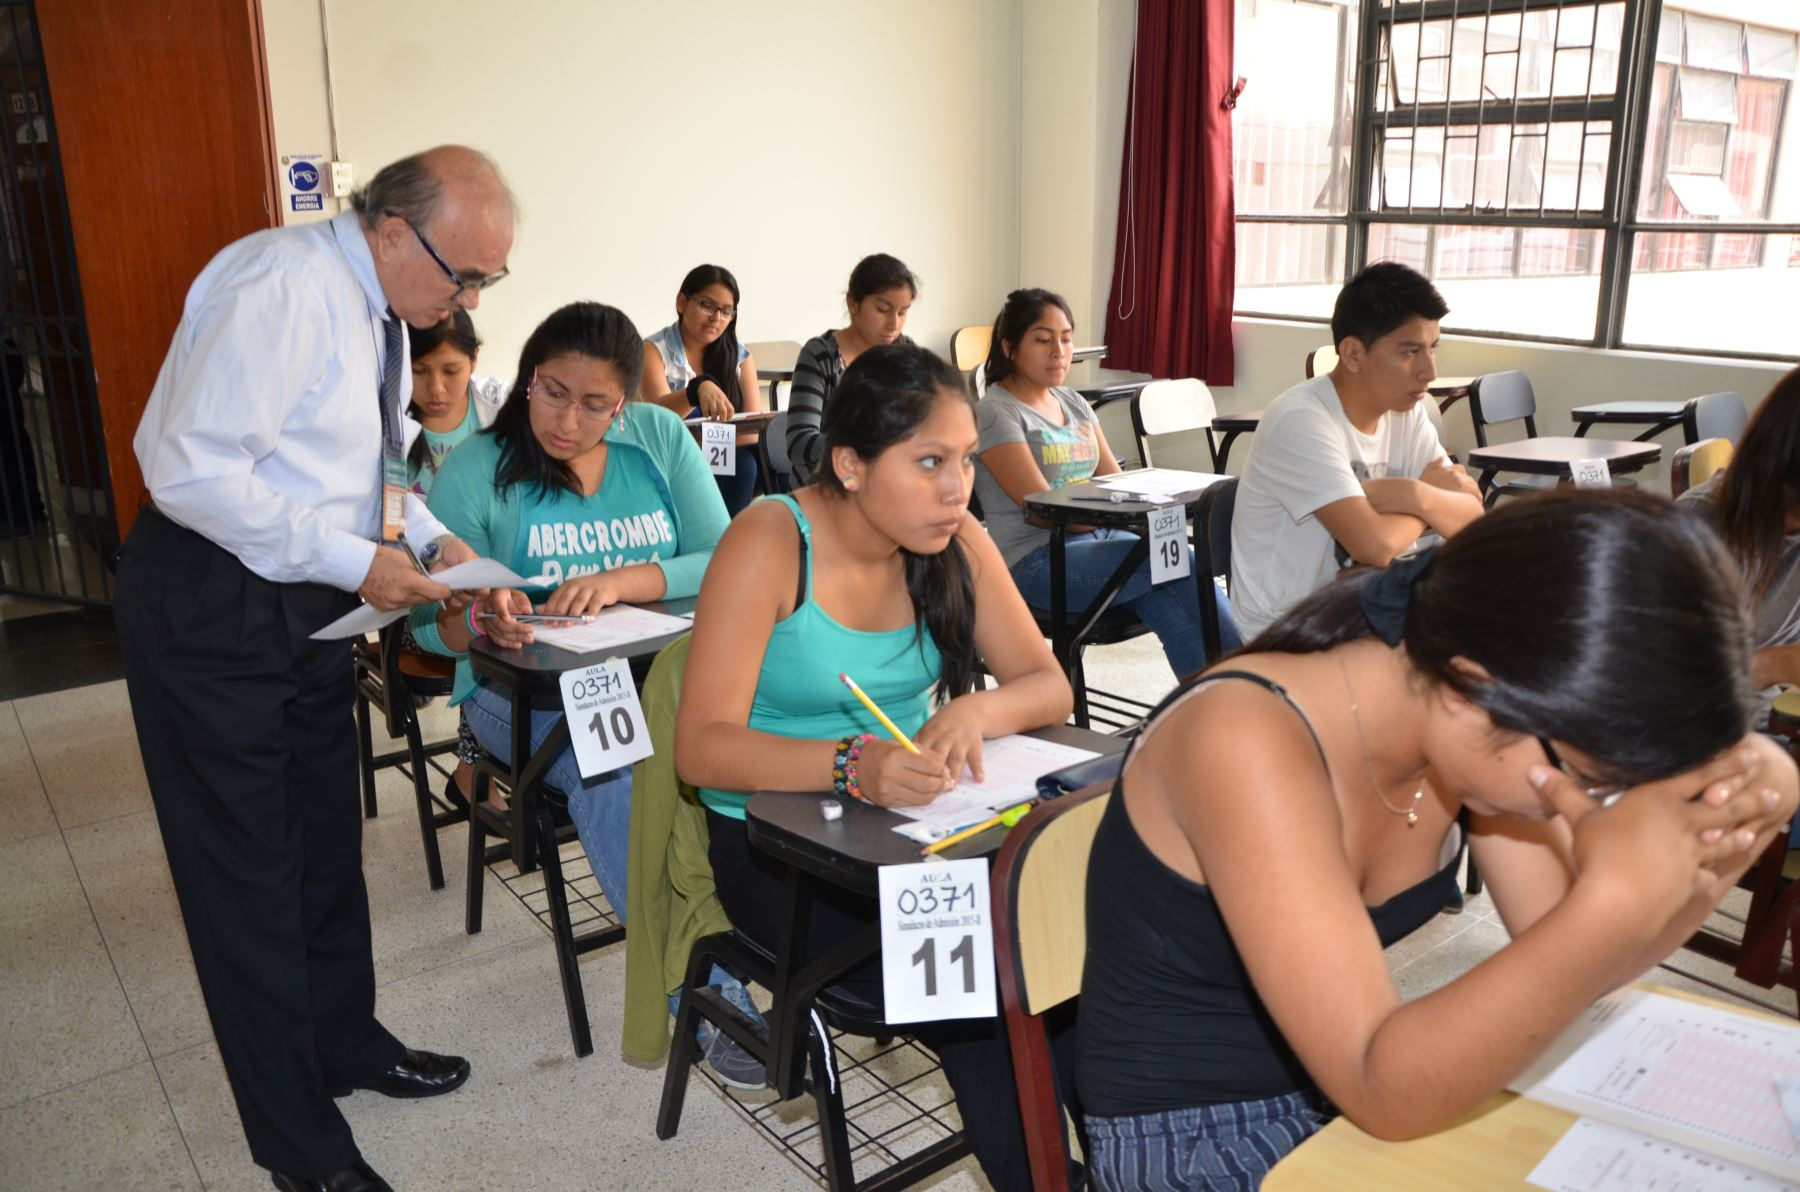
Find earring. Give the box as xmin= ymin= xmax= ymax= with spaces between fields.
xmin=842 ymin=476 xmax=858 ymax=491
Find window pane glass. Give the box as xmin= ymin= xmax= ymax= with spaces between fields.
xmin=1639 ymin=20 xmax=1800 ymax=226
xmin=1380 ymin=4 xmax=1623 ymax=107
xmin=1233 ymin=0 xmax=1355 ymax=216
xmin=1234 ymin=222 xmax=1346 ymax=317
xmin=1684 ymin=15 xmax=1744 ymax=74
xmin=1368 ymin=223 xmax=1604 ymax=339
xmin=1624 ymin=234 xmax=1800 ymax=354
xmin=1375 ymin=121 xmax=1609 ymax=213
xmin=1747 ymin=27 xmax=1797 ymax=78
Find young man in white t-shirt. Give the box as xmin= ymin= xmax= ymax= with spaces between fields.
xmin=1232 ymin=263 xmax=1486 ymax=638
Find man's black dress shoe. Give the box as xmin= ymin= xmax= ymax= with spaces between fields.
xmin=269 ymin=1159 xmax=392 ymax=1192
xmin=327 ymin=1048 xmax=471 ymax=1099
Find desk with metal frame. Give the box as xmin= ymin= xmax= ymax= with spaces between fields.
xmin=1568 ymin=400 xmax=1688 ymax=442
xmin=1464 ymin=437 xmax=1661 ymax=501
xmin=729 ymin=724 xmax=1125 ymax=1186
xmin=466 ymin=599 xmax=694 ymax=876
xmin=1024 ymin=474 xmax=1230 ymax=698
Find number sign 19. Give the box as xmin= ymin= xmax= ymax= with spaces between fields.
xmin=1147 ymin=504 xmax=1190 ymax=585
xmin=702 ymin=421 xmax=736 ymax=477
xmin=877 ymin=857 xmax=997 ymax=1022
xmin=558 ymin=656 xmax=654 ymax=779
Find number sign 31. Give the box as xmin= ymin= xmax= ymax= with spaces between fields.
xmin=877 ymin=857 xmax=997 ymax=1022
xmin=558 ymin=657 xmax=654 ymax=779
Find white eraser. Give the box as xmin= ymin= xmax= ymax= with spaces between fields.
xmin=819 ymin=798 xmax=844 ymax=822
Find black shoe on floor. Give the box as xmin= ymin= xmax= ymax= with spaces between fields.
xmin=270 ymin=1159 xmax=392 ymax=1192
xmin=327 ymin=1048 xmax=471 ymax=1099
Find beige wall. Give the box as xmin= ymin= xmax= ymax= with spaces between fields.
xmin=261 ymin=0 xmax=1788 ymax=485
xmin=261 ymin=0 xmax=1024 ymax=378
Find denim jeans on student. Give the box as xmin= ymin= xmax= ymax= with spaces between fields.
xmin=462 ymin=683 xmax=747 ymax=1003
xmin=462 ymin=682 xmax=633 ymax=922
xmin=1010 ymin=529 xmax=1243 ymax=678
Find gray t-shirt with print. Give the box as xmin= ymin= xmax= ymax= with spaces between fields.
xmin=973 ymin=385 xmax=1102 ymax=568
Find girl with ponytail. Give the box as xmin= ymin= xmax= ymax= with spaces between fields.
xmin=1078 ymin=489 xmax=1796 ymax=1188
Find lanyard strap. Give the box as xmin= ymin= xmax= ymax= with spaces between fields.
xmin=377 ymin=312 xmax=407 ymax=543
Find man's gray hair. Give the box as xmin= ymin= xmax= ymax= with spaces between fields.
xmin=349 ymin=146 xmax=517 ymax=231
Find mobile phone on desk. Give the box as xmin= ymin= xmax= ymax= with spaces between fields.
xmin=476 ymin=612 xmax=596 ymax=625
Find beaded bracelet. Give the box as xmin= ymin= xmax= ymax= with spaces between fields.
xmin=832 ymin=733 xmax=875 ymax=801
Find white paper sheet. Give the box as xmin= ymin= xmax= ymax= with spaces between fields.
xmin=1089 ymin=468 xmax=1229 ymax=500
xmin=888 ymin=735 xmax=1100 ymax=843
xmin=308 ymin=556 xmax=542 ymax=640
xmin=526 ymin=605 xmax=693 ymax=655
xmin=1528 ymin=1118 xmax=1798 ymax=1192
xmin=1511 ymin=988 xmax=1800 ymax=1182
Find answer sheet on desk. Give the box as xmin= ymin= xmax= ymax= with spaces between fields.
xmin=888 ymin=735 xmax=1099 ymax=843
xmin=1089 ymin=468 xmax=1228 ymax=500
xmin=1528 ymin=1119 xmax=1798 ymax=1192
xmin=1511 ymin=988 xmax=1800 ymax=1181
xmin=527 ymin=605 xmax=693 ymax=654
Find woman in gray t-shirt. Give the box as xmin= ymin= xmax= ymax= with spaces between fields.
xmin=972 ymin=288 xmax=1240 ymax=679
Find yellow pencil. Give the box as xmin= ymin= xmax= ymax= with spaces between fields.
xmin=839 ymin=673 xmax=921 ymax=754
xmin=921 ymin=801 xmax=1035 ymax=856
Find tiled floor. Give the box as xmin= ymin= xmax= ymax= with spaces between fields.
xmin=0 ymin=637 xmax=1789 ymax=1191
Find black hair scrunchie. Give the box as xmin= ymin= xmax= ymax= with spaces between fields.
xmin=1359 ymin=545 xmax=1439 ymax=646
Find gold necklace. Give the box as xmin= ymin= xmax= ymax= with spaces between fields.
xmin=1336 ymin=653 xmax=1423 ymax=827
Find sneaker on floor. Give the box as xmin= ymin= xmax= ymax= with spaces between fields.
xmin=698 ymin=979 xmax=767 ymax=1090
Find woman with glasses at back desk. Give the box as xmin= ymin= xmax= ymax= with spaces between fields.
xmin=1076 ymin=489 xmax=1796 ymax=1190
xmin=640 ymin=264 xmax=766 ymax=516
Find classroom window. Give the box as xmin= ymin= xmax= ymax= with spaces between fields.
xmin=1233 ymin=1 xmax=1800 ymax=360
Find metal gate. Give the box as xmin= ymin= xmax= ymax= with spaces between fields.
xmin=0 ymin=0 xmax=115 ymax=609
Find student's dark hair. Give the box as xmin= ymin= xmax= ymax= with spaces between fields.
xmin=488 ymin=302 xmax=645 ymax=499
xmin=404 ymin=310 xmax=482 ymax=474
xmin=1331 ymin=261 xmax=1449 ymax=351
xmin=1714 ymin=367 xmax=1800 ymax=596
xmin=846 ymin=253 xmax=919 ymax=305
xmin=1247 ymin=489 xmax=1752 ymax=787
xmin=983 ymin=287 xmax=1075 ymax=389
xmin=679 ymin=263 xmax=744 ymax=409
xmin=818 ymin=342 xmax=977 ymax=703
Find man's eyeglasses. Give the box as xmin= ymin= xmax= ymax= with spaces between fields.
xmin=386 ymin=210 xmax=509 ymax=300
xmin=1536 ymin=736 xmax=1628 ymax=807
xmin=694 ymin=297 xmax=736 ymax=323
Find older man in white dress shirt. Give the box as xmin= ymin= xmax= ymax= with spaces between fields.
xmin=115 ymin=146 xmax=514 ymax=1192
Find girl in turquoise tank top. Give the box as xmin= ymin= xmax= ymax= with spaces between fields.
xmin=676 ymin=343 xmax=1075 ymax=1191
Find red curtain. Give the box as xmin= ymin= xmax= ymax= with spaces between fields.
xmin=1104 ymin=0 xmax=1236 ymax=386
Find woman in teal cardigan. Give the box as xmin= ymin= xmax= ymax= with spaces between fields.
xmin=410 ymin=301 xmax=727 ymax=943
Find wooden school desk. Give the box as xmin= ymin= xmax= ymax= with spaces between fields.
xmin=1264 ymin=983 xmax=1786 ymax=1190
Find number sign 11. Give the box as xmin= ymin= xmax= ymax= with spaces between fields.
xmin=877 ymin=857 xmax=997 ymax=1022
xmin=558 ymin=656 xmax=654 ymax=779
xmin=702 ymin=421 xmax=736 ymax=476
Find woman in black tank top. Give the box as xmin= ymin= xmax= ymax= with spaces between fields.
xmin=1078 ymin=490 xmax=1796 ymax=1191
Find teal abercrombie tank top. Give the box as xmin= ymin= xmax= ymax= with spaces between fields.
xmin=699 ymin=494 xmax=942 ymax=819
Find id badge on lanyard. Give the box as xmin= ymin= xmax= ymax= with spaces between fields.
xmin=377 ymin=319 xmax=409 ymax=544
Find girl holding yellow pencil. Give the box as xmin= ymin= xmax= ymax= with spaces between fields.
xmin=676 ymin=343 xmax=1074 ymax=1192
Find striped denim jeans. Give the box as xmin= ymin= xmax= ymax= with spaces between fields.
xmin=1085 ymin=1090 xmax=1333 ymax=1190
